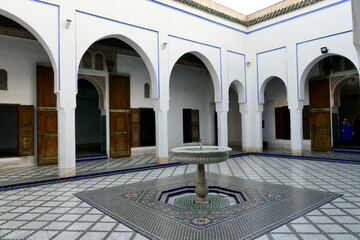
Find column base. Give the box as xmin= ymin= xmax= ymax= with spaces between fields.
xmin=58 ymin=167 xmax=76 ymax=178
xmin=156 ymin=157 xmax=168 ymax=164
xmin=291 ymin=149 xmax=303 ymax=156
xmin=243 ymin=147 xmax=263 ymax=153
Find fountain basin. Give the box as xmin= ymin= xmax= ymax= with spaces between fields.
xmin=171 ymin=146 xmax=232 ymax=164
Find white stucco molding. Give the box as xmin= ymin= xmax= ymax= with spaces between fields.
xmin=297 ymin=31 xmax=357 ymax=100
xmin=75 ymin=10 xmax=159 ymax=99
xmin=259 ymin=76 xmax=287 ymax=104
xmin=168 ymin=35 xmax=222 ymax=102
xmin=229 ymin=80 xmax=246 ymax=104
xmin=0 ymin=2 xmax=59 ymax=92
xmin=78 ymin=73 xmax=106 ymax=109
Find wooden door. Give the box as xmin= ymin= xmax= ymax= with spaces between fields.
xmin=37 ymin=111 xmax=58 ymax=164
xmin=191 ymin=110 xmax=200 ymax=142
xmin=18 ymin=105 xmax=34 ymax=156
xmin=37 ymin=64 xmax=58 ymax=165
xmin=109 ymin=74 xmax=131 ymax=157
xmin=309 ymin=78 xmax=331 ymax=151
xmin=110 ymin=112 xmax=131 ymax=157
xmin=131 ymin=108 xmax=141 ymax=147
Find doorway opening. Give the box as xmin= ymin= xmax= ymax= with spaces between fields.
xmin=0 ymin=104 xmax=18 ymax=157
xmin=75 ymin=79 xmax=102 ymax=155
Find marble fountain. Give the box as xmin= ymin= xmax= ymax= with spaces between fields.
xmin=171 ymin=141 xmax=232 ymax=204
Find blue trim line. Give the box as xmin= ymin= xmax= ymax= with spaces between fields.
xmin=168 ymin=34 xmax=220 ymax=49
xmin=148 ymin=0 xmax=349 ymax=35
xmin=295 ymin=29 xmax=353 ymax=99
xmin=148 ymin=0 xmax=247 ymax=34
xmin=247 ymin=0 xmax=350 ymax=34
xmin=256 ymin=46 xmax=287 ymax=103
xmin=0 ymin=162 xmax=185 ymax=192
xmin=0 ymin=151 xmax=358 ymax=192
xmin=227 ymin=50 xmax=247 ymax=102
xmin=76 ymin=10 xmax=158 ymax=33
xmin=157 ymin=32 xmax=160 ymax=97
xmin=75 ymin=10 xmax=161 ymax=97
xmin=169 ymin=34 xmax=223 ymax=100
xmin=32 ymin=0 xmax=61 ymax=91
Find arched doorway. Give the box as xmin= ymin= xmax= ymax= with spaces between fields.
xmin=227 ymin=83 xmax=242 ymax=150
xmin=0 ymin=14 xmax=56 ymax=166
xmin=303 ymin=55 xmax=359 ymax=150
xmin=76 ymin=79 xmax=102 ymax=155
xmin=262 ymin=77 xmax=289 ymax=150
xmin=77 ymin=37 xmax=156 ymax=158
xmin=168 ymin=53 xmax=216 ymax=147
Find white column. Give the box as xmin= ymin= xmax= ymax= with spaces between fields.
xmin=289 ymin=101 xmax=304 ymax=155
xmin=57 ymin=98 xmax=76 ymax=177
xmin=57 ymin=8 xmax=77 ymax=177
xmin=239 ymin=103 xmax=249 ymax=152
xmin=253 ymin=103 xmax=264 ymax=152
xmin=154 ymin=99 xmax=169 ymax=164
xmin=215 ymin=101 xmax=229 ymax=147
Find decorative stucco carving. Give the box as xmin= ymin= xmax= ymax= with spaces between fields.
xmin=78 ymin=74 xmax=106 ymax=109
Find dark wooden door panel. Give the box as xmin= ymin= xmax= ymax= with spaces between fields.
xmin=38 ymin=111 xmax=58 ymax=165
xmin=110 ymin=112 xmax=130 ymax=157
xmin=37 ymin=64 xmax=58 ymax=165
xmin=131 ymin=108 xmax=140 ymax=147
xmin=309 ymin=78 xmax=331 ymax=151
xmin=109 ymin=74 xmax=130 ymax=110
xmin=191 ymin=110 xmax=199 ymax=142
xmin=309 ymin=78 xmax=330 ymax=109
xmin=109 ymin=74 xmax=131 ymax=157
xmin=37 ymin=65 xmax=56 ymax=108
xmin=311 ymin=111 xmax=331 ymax=151
xmin=18 ymin=105 xmax=34 ymax=156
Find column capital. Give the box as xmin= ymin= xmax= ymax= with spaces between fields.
xmin=215 ymin=101 xmax=229 ymax=113
xmin=153 ymin=98 xmax=169 ymax=113
xmin=289 ymin=99 xmax=304 ymax=112
xmin=257 ymin=103 xmax=264 ymax=113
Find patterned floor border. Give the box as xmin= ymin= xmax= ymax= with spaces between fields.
xmin=74 ymin=173 xmax=342 ymax=240
xmin=0 ymin=151 xmax=359 ymax=192
xmin=230 ymin=152 xmax=360 ymax=164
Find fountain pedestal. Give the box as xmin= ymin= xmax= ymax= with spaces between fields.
xmin=171 ymin=146 xmax=232 ymax=204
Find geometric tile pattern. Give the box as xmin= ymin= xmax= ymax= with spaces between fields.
xmin=75 ymin=173 xmax=341 ymax=239
xmin=0 ymin=155 xmax=359 ymax=239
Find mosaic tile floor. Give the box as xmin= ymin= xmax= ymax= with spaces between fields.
xmin=0 ymin=155 xmax=359 ymax=239
xmin=75 ymin=172 xmax=341 ymax=239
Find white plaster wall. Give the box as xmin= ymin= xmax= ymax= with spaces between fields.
xmin=168 ymin=65 xmax=215 ymax=148
xmin=0 ymin=35 xmax=50 ymax=105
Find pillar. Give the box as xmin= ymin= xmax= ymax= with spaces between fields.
xmin=154 ymin=99 xmax=169 ymax=164
xmin=57 ymin=8 xmax=77 ymax=177
xmin=240 ymin=103 xmax=249 ymax=152
xmin=253 ymin=103 xmax=264 ymax=152
xmin=290 ymin=100 xmax=304 ymax=155
xmin=215 ymin=101 xmax=229 ymax=147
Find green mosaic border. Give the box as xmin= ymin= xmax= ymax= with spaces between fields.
xmin=173 ymin=0 xmax=323 ymax=26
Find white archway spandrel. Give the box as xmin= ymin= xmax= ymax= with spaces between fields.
xmin=75 ymin=11 xmax=158 ymax=98
xmin=168 ymin=36 xmax=222 ymax=102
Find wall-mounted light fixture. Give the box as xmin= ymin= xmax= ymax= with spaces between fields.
xmin=320 ymin=47 xmax=328 ymax=54
xmin=162 ymin=42 xmax=167 ymax=49
xmin=66 ymin=19 xmax=72 ymax=29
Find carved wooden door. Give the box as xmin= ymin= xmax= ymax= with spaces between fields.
xmin=109 ymin=74 xmax=131 ymax=157
xmin=37 ymin=64 xmax=58 ymax=165
xmin=309 ymin=78 xmax=331 ymax=151
xmin=18 ymin=105 xmax=34 ymax=156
